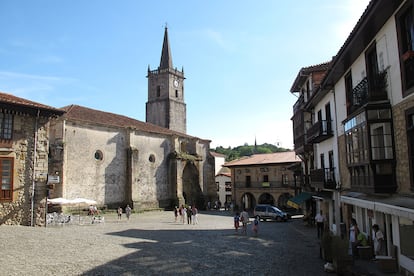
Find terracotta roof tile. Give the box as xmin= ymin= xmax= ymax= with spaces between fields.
xmin=61 ymin=104 xmax=208 ymax=140
xmin=210 ymin=151 xmax=226 ymax=158
xmin=224 ymin=151 xmax=300 ymax=167
xmin=0 ymin=91 xmax=64 ymax=116
xmin=290 ymin=61 xmax=331 ymax=93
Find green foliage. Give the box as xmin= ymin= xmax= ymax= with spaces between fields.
xmin=213 ymin=143 xmax=290 ymax=161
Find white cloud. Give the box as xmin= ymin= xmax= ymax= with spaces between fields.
xmin=0 ymin=71 xmax=68 ymax=82
xmin=203 ymin=28 xmax=234 ymax=51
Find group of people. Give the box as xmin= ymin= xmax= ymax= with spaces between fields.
xmin=349 ymin=218 xmax=384 ymax=258
xmin=117 ymin=205 xmax=132 ymax=220
xmin=315 ymin=211 xmax=385 ymax=259
xmin=234 ymin=209 xmax=259 ymax=236
xmin=175 ymin=205 xmax=199 ymax=224
xmin=88 ymin=205 xmax=99 ymax=216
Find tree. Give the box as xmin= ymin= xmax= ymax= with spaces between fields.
xmin=212 ymin=143 xmax=290 ymax=161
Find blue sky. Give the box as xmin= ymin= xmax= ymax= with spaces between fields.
xmin=0 ymin=0 xmax=369 ymax=149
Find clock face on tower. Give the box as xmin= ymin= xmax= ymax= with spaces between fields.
xmin=173 ymin=79 xmax=179 ymax=87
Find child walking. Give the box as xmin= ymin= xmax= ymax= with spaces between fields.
xmin=234 ymin=212 xmax=240 ymax=233
xmin=252 ymin=216 xmax=259 ymax=236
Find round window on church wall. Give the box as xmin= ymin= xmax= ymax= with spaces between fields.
xmin=149 ymin=154 xmax=155 ymax=163
xmin=94 ymin=150 xmax=103 ymax=161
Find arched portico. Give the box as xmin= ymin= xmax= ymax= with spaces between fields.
xmin=182 ymin=162 xmax=203 ymax=208
xmin=240 ymin=193 xmax=256 ymax=211
xmin=258 ymin=193 xmax=275 ymax=205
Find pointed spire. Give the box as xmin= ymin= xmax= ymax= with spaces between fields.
xmin=254 ymin=136 xmax=258 ymax=154
xmin=159 ymin=26 xmax=173 ymax=69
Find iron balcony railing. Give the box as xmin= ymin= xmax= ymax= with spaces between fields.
xmin=310 ymin=168 xmax=336 ymax=189
xmin=306 ymin=120 xmax=333 ymax=144
xmin=349 ymin=71 xmax=388 ymax=114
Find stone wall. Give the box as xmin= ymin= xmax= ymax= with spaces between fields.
xmin=392 ymin=97 xmax=414 ymax=193
xmin=337 ymin=134 xmax=350 ymax=190
xmin=0 ymin=115 xmax=50 ymax=226
xmin=59 ymin=122 xmax=128 ymax=208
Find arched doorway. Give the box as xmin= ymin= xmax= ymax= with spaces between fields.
xmin=182 ymin=162 xmax=203 ymax=208
xmin=278 ymin=193 xmax=292 ymax=209
xmin=258 ymin=193 xmax=275 ymax=205
xmin=240 ymin=193 xmax=255 ymax=211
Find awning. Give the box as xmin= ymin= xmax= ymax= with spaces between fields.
xmin=341 ymin=192 xmax=414 ymax=220
xmin=287 ymin=192 xmax=313 ymax=209
xmin=312 ymin=191 xmax=333 ymax=201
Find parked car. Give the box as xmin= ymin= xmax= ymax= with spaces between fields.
xmin=254 ymin=204 xmax=288 ymax=222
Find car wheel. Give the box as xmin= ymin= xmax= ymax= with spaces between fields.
xmin=276 ymin=216 xmax=282 ymax=222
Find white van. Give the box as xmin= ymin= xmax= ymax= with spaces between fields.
xmin=254 ymin=204 xmax=288 ymax=222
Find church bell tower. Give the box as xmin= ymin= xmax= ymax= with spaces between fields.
xmin=146 ymin=27 xmax=186 ymax=134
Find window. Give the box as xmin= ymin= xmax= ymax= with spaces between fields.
xmin=216 ymin=182 xmax=219 ymax=191
xmin=246 ymin=176 xmax=251 ymax=188
xmin=406 ymin=108 xmax=414 ymax=190
xmin=320 ymin=153 xmax=325 ymax=169
xmin=225 ymin=182 xmax=232 ymax=192
xmin=94 ymin=150 xmax=103 ymax=161
xmin=0 ymin=112 xmax=13 ymax=140
xmin=263 ymin=175 xmax=269 ymax=182
xmin=282 ymin=174 xmax=288 ymax=185
xmin=345 ymin=113 xmax=368 ymax=165
xmin=156 ymin=86 xmax=161 ymax=97
xmin=0 ymin=158 xmax=13 ymax=201
xmin=396 ymin=1 xmax=414 ymax=95
xmin=325 ymin=102 xmax=332 ymax=133
xmin=175 ymin=90 xmax=179 ymax=98
xmin=345 ymin=71 xmax=353 ymax=115
xmin=370 ymin=123 xmax=393 ymax=160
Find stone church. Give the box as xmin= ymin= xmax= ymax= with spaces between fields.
xmin=48 ymin=27 xmax=216 ymax=211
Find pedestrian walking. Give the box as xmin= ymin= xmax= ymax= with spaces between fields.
xmin=192 ymin=206 xmax=198 ymax=224
xmin=234 ymin=212 xmax=240 ymax=233
xmin=372 ymin=224 xmax=384 ymax=257
xmin=315 ymin=210 xmax=325 ymax=239
xmin=181 ymin=205 xmax=187 ymax=224
xmin=187 ymin=206 xmax=192 ymax=224
xmin=117 ymin=207 xmax=123 ymax=220
xmin=252 ymin=215 xmax=259 ymax=236
xmin=174 ymin=206 xmax=179 ymax=222
xmin=349 ymin=218 xmax=359 ymax=257
xmin=240 ymin=208 xmax=249 ymax=235
xmin=125 ymin=205 xmax=132 ymax=220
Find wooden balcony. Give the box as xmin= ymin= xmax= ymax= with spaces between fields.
xmin=293 ymin=94 xmax=305 ymax=113
xmin=348 ymin=72 xmax=389 ymax=114
xmin=310 ymin=168 xmax=336 ymax=190
xmin=306 ymin=120 xmax=333 ymax=144
xmin=293 ymin=133 xmax=313 ymax=155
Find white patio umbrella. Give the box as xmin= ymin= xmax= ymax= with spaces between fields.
xmin=47 ymin=197 xmax=72 ymax=205
xmin=71 ymin=198 xmax=97 ymax=205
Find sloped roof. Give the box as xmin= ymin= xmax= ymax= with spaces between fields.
xmin=60 ymin=104 xmax=209 ymax=141
xmin=321 ymin=0 xmax=403 ymax=89
xmin=0 ymin=91 xmax=65 ymax=117
xmin=210 ymin=151 xmax=226 ymax=158
xmin=216 ymin=166 xmax=231 ymax=177
xmin=159 ymin=27 xmax=173 ymax=69
xmin=224 ymin=151 xmax=300 ymax=167
xmin=290 ymin=61 xmax=331 ymax=93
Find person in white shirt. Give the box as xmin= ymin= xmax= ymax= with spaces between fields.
xmin=372 ymin=224 xmax=384 ymax=257
xmin=240 ymin=209 xmax=249 ymax=235
xmin=315 ymin=210 xmax=325 ymax=239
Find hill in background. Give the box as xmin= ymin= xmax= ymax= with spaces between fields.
xmin=212 ymin=143 xmax=291 ymax=162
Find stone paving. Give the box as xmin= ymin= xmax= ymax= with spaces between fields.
xmin=0 ymin=210 xmax=399 ymax=275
